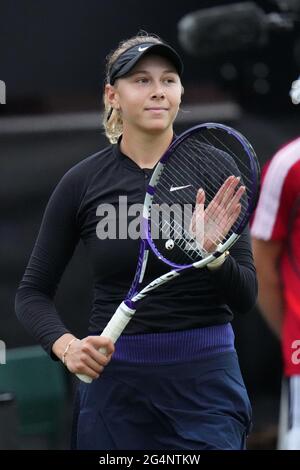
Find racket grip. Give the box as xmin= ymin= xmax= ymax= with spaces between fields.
xmin=76 ymin=301 xmax=136 ymax=384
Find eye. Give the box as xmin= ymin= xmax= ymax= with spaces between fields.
xmin=136 ymin=77 xmax=149 ymax=84
xmin=164 ymin=76 xmax=177 ymax=84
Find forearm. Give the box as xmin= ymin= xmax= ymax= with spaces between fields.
xmin=207 ymin=226 xmax=258 ymax=314
xmin=15 ymin=287 xmax=71 ymax=358
xmin=15 ymin=167 xmax=80 ymax=358
xmin=208 ymin=255 xmax=257 ymax=314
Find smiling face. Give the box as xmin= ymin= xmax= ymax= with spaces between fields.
xmin=106 ymin=54 xmax=183 ymax=137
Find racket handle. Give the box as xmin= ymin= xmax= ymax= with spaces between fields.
xmin=76 ymin=301 xmax=136 ymax=383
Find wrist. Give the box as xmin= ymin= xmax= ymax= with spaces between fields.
xmin=52 ymin=333 xmax=77 ymax=361
xmin=207 ymin=251 xmax=230 ymax=270
xmin=62 ymin=338 xmax=79 ymax=365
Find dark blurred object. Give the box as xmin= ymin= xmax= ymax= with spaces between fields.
xmin=178 ymin=1 xmax=300 ymax=111
xmin=247 ymin=424 xmax=278 ymax=450
xmin=178 ymin=1 xmax=298 ymax=58
xmin=273 ymin=0 xmax=300 ymax=13
xmin=0 ymin=347 xmax=69 ymax=449
xmin=178 ymin=3 xmax=268 ymax=58
xmin=0 ymin=392 xmax=20 ymax=449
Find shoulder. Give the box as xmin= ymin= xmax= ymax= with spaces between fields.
xmin=262 ymin=138 xmax=300 ymax=188
xmin=48 ymin=144 xmax=114 ymax=207
xmin=63 ymin=144 xmax=114 ymax=182
xmin=260 ymin=138 xmax=300 ymax=206
xmin=251 ymin=138 xmax=300 ymax=240
xmin=55 ymin=144 xmax=114 ymax=192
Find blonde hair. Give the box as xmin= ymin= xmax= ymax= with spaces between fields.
xmin=102 ymin=32 xmax=163 ymax=144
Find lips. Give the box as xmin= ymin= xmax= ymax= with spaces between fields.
xmin=144 ymin=107 xmax=169 ymax=111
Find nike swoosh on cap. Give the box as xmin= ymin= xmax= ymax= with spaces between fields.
xmin=170 ymin=184 xmax=192 ymax=192
xmin=138 ymin=46 xmax=150 ymax=52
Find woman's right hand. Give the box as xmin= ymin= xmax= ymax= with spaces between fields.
xmin=52 ymin=334 xmax=115 ymax=380
xmin=189 ymin=176 xmax=245 ymax=253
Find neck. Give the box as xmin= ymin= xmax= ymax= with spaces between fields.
xmin=120 ymin=128 xmax=174 ymax=169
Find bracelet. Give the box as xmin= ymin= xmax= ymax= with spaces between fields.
xmin=62 ymin=338 xmax=78 ymax=365
xmin=207 ymin=251 xmax=230 ymax=270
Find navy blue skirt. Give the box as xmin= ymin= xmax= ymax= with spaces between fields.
xmin=74 ymin=350 xmax=252 ymax=450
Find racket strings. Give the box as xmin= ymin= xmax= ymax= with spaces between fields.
xmin=184 ymin=138 xmax=250 ymax=224
xmin=153 ymin=194 xmax=231 ymax=249
xmin=157 ymin=136 xmax=249 ymax=209
xmin=150 ymin=193 xmax=229 ymax=265
xmin=201 ymin=130 xmax=255 ymax=179
xmin=154 ymin=146 xmax=230 ymax=210
xmin=153 ymin=179 xmax=237 ymax=256
xmin=158 ymin=217 xmax=199 ymax=262
xmin=149 ymin=129 xmax=254 ymax=265
xmin=187 ymin=138 xmax=252 ymax=199
xmin=157 ymin=209 xmax=200 ymax=254
xmin=178 ymin=140 xmax=249 ymax=219
xmin=155 ymin=143 xmax=246 ymax=234
xmin=185 ymin=136 xmax=252 ymax=204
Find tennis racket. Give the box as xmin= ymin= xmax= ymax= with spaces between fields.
xmin=77 ymin=122 xmax=260 ymax=383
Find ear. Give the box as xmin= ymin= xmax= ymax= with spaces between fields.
xmin=105 ymin=84 xmax=120 ymax=109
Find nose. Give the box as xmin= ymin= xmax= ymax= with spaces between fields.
xmin=150 ymin=81 xmax=165 ymax=100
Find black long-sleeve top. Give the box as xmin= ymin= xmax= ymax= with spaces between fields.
xmin=15 ymin=143 xmax=257 ymax=356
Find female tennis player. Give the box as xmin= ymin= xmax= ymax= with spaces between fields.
xmin=15 ymin=32 xmax=256 ymax=450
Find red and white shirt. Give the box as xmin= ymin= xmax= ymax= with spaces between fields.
xmin=251 ymin=138 xmax=300 ymax=376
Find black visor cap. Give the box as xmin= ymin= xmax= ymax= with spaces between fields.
xmin=108 ymin=42 xmax=184 ymax=85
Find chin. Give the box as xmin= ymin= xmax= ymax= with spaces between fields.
xmin=144 ymin=120 xmax=172 ymax=133
xmin=146 ymin=126 xmax=170 ymax=135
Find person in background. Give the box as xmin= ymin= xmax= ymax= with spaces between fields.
xmin=251 ymin=136 xmax=300 ymax=450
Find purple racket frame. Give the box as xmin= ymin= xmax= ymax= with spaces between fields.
xmin=77 ymin=122 xmax=260 ymax=383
